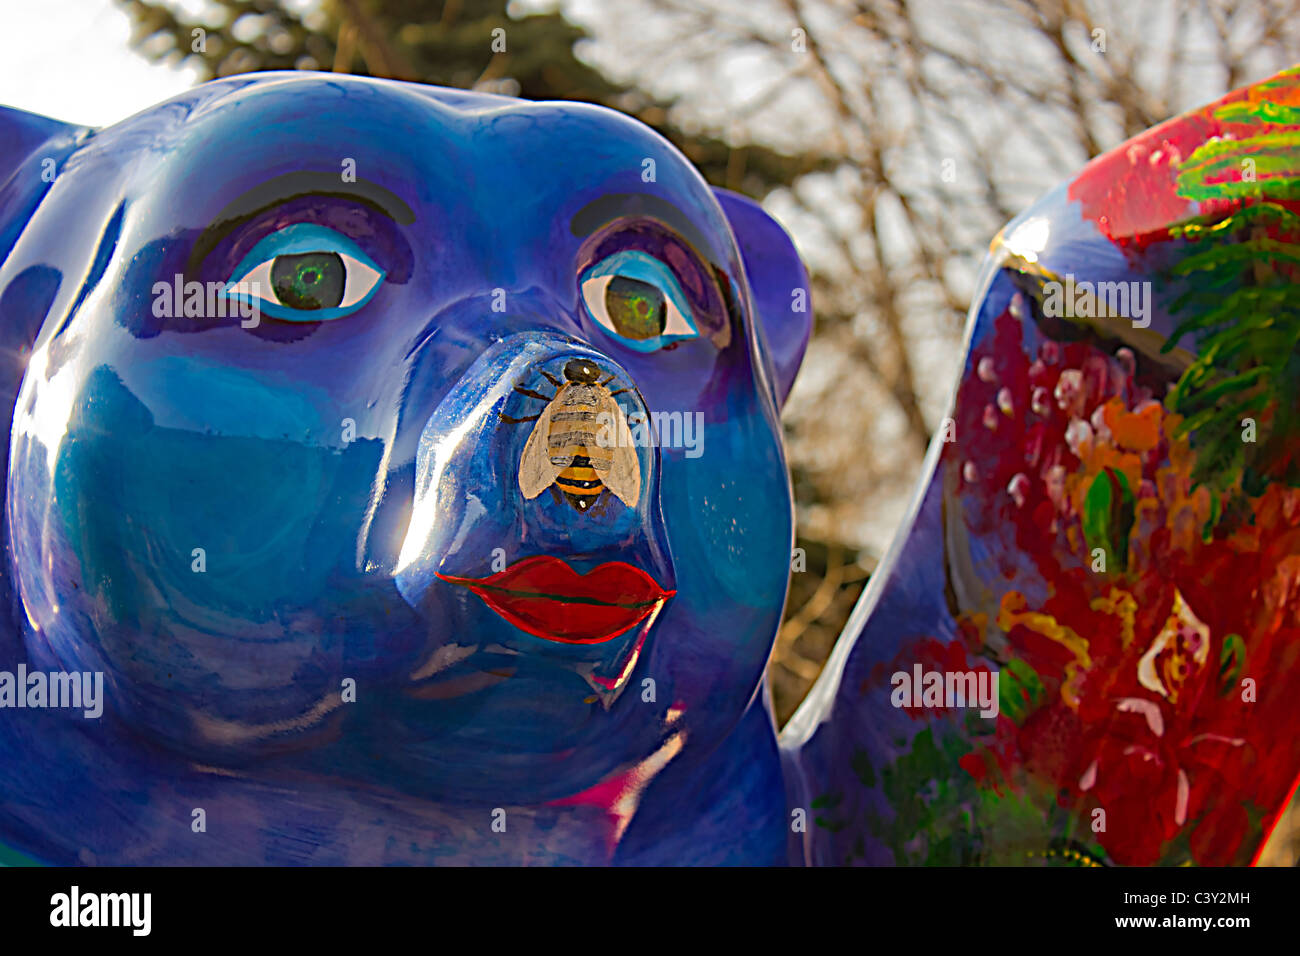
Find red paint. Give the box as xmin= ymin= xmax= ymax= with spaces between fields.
xmin=437 ymin=555 xmax=674 ymax=644
xmin=1067 ymin=74 xmax=1300 ymax=254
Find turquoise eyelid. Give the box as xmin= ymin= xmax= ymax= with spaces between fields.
xmin=581 ymin=250 xmax=699 ymax=351
xmin=225 ymin=223 xmax=385 ymax=322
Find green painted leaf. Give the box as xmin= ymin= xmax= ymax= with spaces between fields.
xmin=851 ymin=748 xmax=876 ymax=788
xmin=999 ymin=657 xmax=1046 ymax=724
xmin=1082 ymin=467 xmax=1134 ymax=572
xmin=1219 ymin=633 xmax=1247 ymax=693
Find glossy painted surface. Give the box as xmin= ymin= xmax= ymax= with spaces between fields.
xmin=2 ymin=66 xmax=1298 ymax=867
xmin=0 ymin=73 xmax=806 ymax=864
xmin=786 ymin=66 xmax=1300 ymax=866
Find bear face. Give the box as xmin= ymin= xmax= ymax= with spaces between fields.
xmin=0 ymin=72 xmax=811 ymax=818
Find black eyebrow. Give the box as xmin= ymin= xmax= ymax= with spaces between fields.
xmin=187 ymin=171 xmax=415 ymax=273
xmin=569 ymin=193 xmax=715 ymax=256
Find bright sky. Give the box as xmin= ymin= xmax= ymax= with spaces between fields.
xmin=0 ymin=0 xmax=200 ymax=126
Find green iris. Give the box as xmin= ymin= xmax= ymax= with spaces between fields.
xmin=271 ymin=252 xmax=345 ymax=310
xmin=605 ymin=275 xmax=667 ymax=339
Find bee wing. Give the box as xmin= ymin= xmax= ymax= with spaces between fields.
xmin=593 ymin=395 xmax=642 ymax=507
xmin=518 ymin=399 xmax=563 ymax=499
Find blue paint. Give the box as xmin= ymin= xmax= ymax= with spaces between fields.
xmin=0 ymin=73 xmax=809 ymax=864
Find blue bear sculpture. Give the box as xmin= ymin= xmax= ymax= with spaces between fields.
xmin=0 ymin=73 xmax=810 ymax=865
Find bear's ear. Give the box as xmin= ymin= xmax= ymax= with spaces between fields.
xmin=712 ymin=187 xmax=812 ymax=407
xmin=0 ymin=106 xmax=86 ymax=254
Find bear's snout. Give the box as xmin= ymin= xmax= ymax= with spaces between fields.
xmin=394 ymin=332 xmax=676 ymax=696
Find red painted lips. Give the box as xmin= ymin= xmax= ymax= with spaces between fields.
xmin=436 ymin=555 xmax=675 ymax=644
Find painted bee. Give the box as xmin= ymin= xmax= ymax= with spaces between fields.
xmin=501 ymin=358 xmax=642 ymax=512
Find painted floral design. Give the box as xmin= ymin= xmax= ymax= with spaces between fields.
xmin=898 ymin=67 xmax=1300 ymax=866
xmin=942 ymin=305 xmax=1300 ymax=864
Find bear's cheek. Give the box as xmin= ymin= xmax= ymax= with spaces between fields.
xmin=9 ymin=356 xmax=425 ymax=753
xmin=661 ymin=405 xmax=790 ymax=666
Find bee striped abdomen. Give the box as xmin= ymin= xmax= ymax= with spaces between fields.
xmin=548 ymin=387 xmax=609 ymax=509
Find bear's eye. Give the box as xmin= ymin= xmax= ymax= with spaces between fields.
xmin=580 ymin=250 xmax=699 ymax=352
xmin=225 ymin=223 xmax=384 ymax=322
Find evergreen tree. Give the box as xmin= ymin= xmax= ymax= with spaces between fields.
xmin=116 ymin=0 xmax=825 ymax=198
